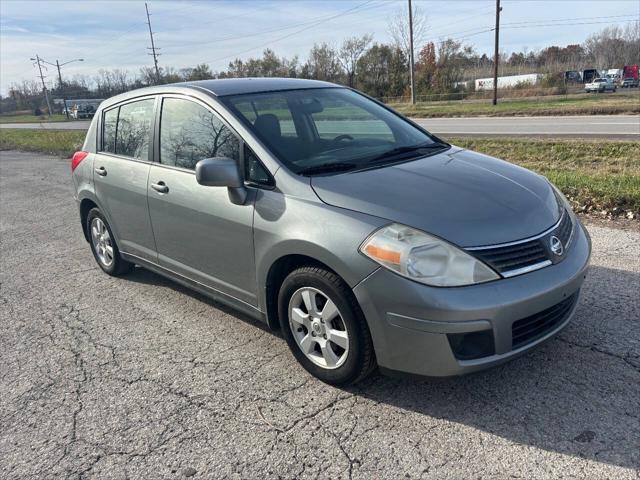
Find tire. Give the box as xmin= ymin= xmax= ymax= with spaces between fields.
xmin=278 ymin=266 xmax=376 ymax=386
xmin=86 ymin=208 xmax=133 ymax=276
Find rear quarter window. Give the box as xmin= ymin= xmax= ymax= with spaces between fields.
xmin=82 ymin=115 xmax=99 ymax=153
xmin=102 ymin=107 xmax=118 ymax=154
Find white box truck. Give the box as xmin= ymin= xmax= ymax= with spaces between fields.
xmin=475 ymin=73 xmax=542 ymax=91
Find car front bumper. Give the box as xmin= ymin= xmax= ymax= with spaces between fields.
xmin=353 ymin=219 xmax=591 ymax=377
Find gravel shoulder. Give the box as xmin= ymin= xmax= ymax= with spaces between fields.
xmin=1 ymin=151 xmax=638 ymax=479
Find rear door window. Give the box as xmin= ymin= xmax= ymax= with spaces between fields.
xmin=101 ymin=98 xmax=155 ymax=160
xmin=115 ymin=99 xmax=155 ymax=160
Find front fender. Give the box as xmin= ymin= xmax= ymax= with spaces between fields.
xmin=253 ymin=189 xmax=386 ymax=313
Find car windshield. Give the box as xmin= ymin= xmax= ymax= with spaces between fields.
xmin=221 ymin=88 xmax=447 ymax=175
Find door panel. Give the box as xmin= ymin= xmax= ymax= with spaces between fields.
xmin=93 ymin=155 xmax=156 ymax=261
xmin=147 ymin=95 xmax=257 ymax=305
xmin=147 ymin=166 xmax=257 ymax=304
xmin=94 ymin=97 xmax=157 ymax=262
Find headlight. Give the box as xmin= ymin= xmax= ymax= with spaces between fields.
xmin=360 ymin=223 xmax=499 ymax=287
xmin=548 ymin=181 xmax=572 ymax=211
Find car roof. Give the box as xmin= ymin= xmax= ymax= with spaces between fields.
xmin=182 ymin=77 xmax=340 ymax=96
xmin=98 ymin=77 xmax=342 ymax=110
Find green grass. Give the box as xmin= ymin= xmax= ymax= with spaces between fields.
xmin=393 ymin=92 xmax=640 ymax=117
xmin=1 ymin=129 xmax=638 ymax=215
xmin=449 ymin=137 xmax=640 ymax=215
xmin=0 ymin=114 xmax=70 ymax=124
xmin=0 ymin=129 xmax=85 ymax=156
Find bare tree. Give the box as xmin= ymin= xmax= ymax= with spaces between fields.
xmin=338 ymin=34 xmax=373 ymax=87
xmin=387 ymin=4 xmax=427 ymax=62
xmin=304 ymin=43 xmax=343 ymax=82
xmin=585 ymin=22 xmax=640 ymax=68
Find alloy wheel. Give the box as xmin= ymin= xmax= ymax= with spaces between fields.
xmin=288 ymin=287 xmax=349 ymax=369
xmin=90 ymin=217 xmax=114 ymax=267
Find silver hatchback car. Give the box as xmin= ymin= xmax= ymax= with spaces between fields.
xmin=72 ymin=78 xmax=591 ymax=385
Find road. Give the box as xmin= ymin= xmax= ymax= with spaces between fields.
xmin=413 ymin=115 xmax=640 ymax=139
xmin=1 ymin=150 xmax=639 ymax=479
xmin=1 ymin=115 xmax=639 ymax=138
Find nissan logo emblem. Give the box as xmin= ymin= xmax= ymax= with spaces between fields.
xmin=550 ymin=236 xmax=564 ymax=256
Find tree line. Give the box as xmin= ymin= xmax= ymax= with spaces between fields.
xmin=2 ymin=19 xmax=638 ymax=114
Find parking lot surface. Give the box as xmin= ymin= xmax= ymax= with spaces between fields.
xmin=1 ymin=150 xmax=638 ymax=479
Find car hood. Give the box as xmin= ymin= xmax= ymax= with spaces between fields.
xmin=310 ymin=147 xmax=561 ymax=247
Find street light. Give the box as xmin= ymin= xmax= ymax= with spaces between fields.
xmin=40 ymin=58 xmax=84 ymax=119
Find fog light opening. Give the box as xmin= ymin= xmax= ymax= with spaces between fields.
xmin=448 ymin=330 xmax=495 ymax=360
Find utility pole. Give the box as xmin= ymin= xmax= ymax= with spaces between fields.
xmin=31 ymin=55 xmax=52 ymax=117
xmin=145 ymin=2 xmax=161 ymax=84
xmin=55 ymin=61 xmax=69 ymax=120
xmin=408 ymin=0 xmax=416 ymax=105
xmin=39 ymin=57 xmax=83 ymax=120
xmin=492 ymin=0 xmax=501 ymax=106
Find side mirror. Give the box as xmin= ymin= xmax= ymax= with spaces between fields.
xmin=195 ymin=157 xmax=247 ymax=205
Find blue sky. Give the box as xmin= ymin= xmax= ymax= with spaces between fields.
xmin=1 ymin=0 xmax=638 ymax=94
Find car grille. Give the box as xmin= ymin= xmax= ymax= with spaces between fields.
xmin=555 ymin=209 xmax=573 ymax=245
xmin=470 ymin=240 xmax=548 ymax=274
xmin=467 ymin=209 xmax=574 ymax=277
xmin=511 ymin=292 xmax=579 ymax=349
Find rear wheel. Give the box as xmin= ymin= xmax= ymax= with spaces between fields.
xmin=87 ymin=208 xmax=133 ymax=276
xmin=278 ymin=266 xmax=376 ymax=385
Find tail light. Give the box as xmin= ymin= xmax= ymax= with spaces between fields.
xmin=71 ymin=151 xmax=89 ymax=172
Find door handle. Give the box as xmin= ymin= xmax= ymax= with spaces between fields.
xmin=94 ymin=166 xmax=107 ymax=176
xmin=151 ymin=181 xmax=169 ymax=194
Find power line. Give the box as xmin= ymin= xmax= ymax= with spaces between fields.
xmin=501 ymin=13 xmax=639 ymax=26
xmin=503 ymin=19 xmax=639 ymax=29
xmin=154 ymin=3 xmax=276 ymax=35
xmin=424 ymin=8 xmax=495 ymax=37
xmin=204 ymin=0 xmax=376 ymax=65
xmin=162 ymin=2 xmax=388 ymax=51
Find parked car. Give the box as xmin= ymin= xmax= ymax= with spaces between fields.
xmin=585 ymin=77 xmax=617 ymax=93
xmin=621 ymin=77 xmax=639 ymax=88
xmin=71 ymin=78 xmax=591 ymax=385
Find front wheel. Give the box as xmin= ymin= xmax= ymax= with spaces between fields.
xmin=278 ymin=266 xmax=376 ymax=385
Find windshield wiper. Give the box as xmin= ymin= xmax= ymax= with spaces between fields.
xmin=298 ymin=162 xmax=358 ymax=176
xmin=365 ymin=142 xmax=448 ymax=165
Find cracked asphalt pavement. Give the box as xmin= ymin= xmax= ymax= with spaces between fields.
xmin=1 ymin=150 xmax=639 ymax=479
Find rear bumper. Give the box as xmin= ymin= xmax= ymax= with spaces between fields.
xmin=353 ymin=220 xmax=591 ymax=377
